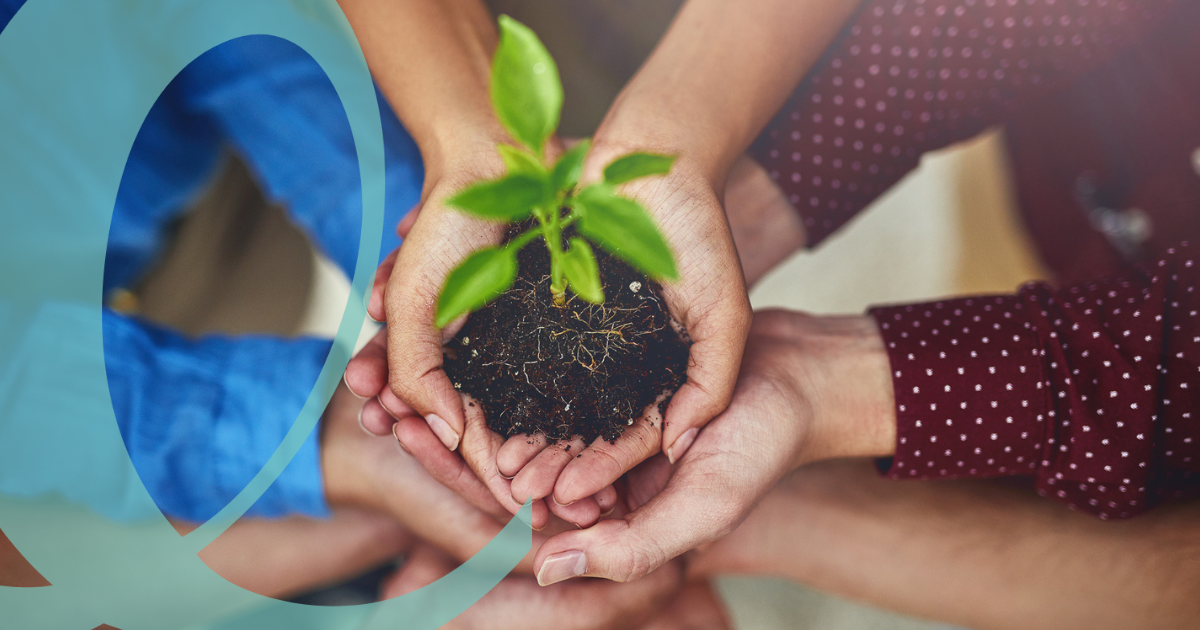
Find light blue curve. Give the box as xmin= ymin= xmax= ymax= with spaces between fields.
xmin=0 ymin=0 xmax=530 ymax=628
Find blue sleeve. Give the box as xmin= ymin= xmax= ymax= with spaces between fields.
xmin=96 ymin=35 xmax=426 ymax=523
xmin=174 ymin=35 xmax=425 ymax=276
xmin=103 ymin=309 xmax=333 ymax=522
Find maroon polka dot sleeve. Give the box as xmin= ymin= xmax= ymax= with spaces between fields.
xmin=869 ymin=243 xmax=1200 ymax=518
xmin=749 ymin=0 xmax=1182 ymax=247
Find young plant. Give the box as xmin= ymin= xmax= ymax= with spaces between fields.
xmin=434 ymin=16 xmax=679 ymax=328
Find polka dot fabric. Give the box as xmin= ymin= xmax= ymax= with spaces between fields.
xmin=870 ymin=243 xmax=1200 ymax=518
xmin=749 ymin=0 xmax=1182 ymax=247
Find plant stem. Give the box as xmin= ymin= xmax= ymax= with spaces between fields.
xmin=544 ymin=205 xmax=567 ymax=307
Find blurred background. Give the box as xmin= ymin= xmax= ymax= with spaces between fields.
xmin=97 ymin=2 xmax=1086 ymax=629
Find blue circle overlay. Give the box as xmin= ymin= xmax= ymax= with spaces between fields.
xmin=0 ymin=1 xmax=530 ymax=627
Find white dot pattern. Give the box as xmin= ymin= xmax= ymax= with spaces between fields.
xmin=870 ymin=242 xmax=1200 ymax=518
xmin=750 ymin=0 xmax=1182 ymax=246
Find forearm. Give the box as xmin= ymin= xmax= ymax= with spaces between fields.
xmin=593 ymin=0 xmax=864 ymax=180
xmin=697 ymin=460 xmax=1200 ymax=630
xmin=173 ymin=509 xmax=411 ymax=599
xmin=337 ymin=0 xmax=506 ymax=169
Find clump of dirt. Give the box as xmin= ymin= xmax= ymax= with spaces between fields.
xmin=443 ymin=222 xmax=690 ymax=444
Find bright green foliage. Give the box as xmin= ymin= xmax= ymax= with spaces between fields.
xmin=436 ymin=246 xmax=518 ymax=328
xmin=497 ymin=143 xmax=543 ymax=175
xmin=434 ymin=16 xmax=678 ymax=328
xmin=574 ymin=184 xmax=678 ymax=281
xmin=491 ymin=15 xmax=561 ymax=154
xmin=561 ymin=238 xmax=604 ymax=304
xmin=603 ymin=153 xmax=676 ymax=185
xmin=551 ymin=138 xmax=590 ymax=193
xmin=445 ymin=173 xmax=549 ymax=221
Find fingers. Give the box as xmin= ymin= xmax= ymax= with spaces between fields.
xmin=534 ymin=472 xmax=738 ymax=586
xmin=457 ymin=396 xmax=551 ymax=529
xmin=660 ymin=300 xmax=750 ymax=463
xmin=497 ymin=433 xmax=549 ymax=478
xmin=533 ymin=412 xmax=762 ymax=586
xmin=359 ymin=397 xmax=397 ymax=436
xmin=396 ymin=205 xmax=420 ymax=239
xmin=595 ymin=485 xmax=618 ymax=515
xmin=357 ymin=383 xmax=422 ymax=438
xmin=344 ymin=328 xmax=389 ymax=398
xmin=392 ymin=415 xmax=510 ymax=520
xmin=553 ymin=408 xmax=663 ymax=506
xmin=369 ymin=248 xmax=399 ymax=323
xmin=386 ymin=546 xmax=685 ymax=630
xmin=546 ymin=496 xmax=602 ymax=529
xmin=511 ymin=437 xmax=587 ymax=505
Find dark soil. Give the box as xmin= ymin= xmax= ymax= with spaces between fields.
xmin=443 ymin=222 xmax=690 ymax=444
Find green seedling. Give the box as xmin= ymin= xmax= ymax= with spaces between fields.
xmin=435 ymin=16 xmax=679 ymax=328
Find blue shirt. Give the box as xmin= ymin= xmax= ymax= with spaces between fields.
xmin=2 ymin=1 xmax=423 ymax=522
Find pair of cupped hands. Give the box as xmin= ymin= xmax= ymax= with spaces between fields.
xmin=340 ymin=130 xmax=894 ymax=587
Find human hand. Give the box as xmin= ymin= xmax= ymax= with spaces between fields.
xmin=323 ymin=377 xmax=568 ymax=572
xmin=485 ymin=143 xmax=752 ymax=530
xmin=529 ymin=309 xmax=895 ymax=584
xmin=347 ymin=153 xmax=801 ymax=525
xmin=379 ymin=544 xmax=687 ymax=630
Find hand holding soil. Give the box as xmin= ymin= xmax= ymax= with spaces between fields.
xmin=531 ymin=310 xmax=896 ymax=585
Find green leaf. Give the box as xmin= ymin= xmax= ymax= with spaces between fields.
xmin=562 ymin=237 xmax=604 ymax=303
xmin=550 ymin=138 xmax=591 ymax=193
xmin=497 ymin=143 xmax=544 ymax=175
xmin=446 ymin=173 xmax=549 ymax=221
xmin=492 ymin=16 xmax=562 ymax=154
xmin=602 ymin=153 xmax=676 ymax=185
xmin=574 ymin=185 xmax=678 ymax=281
xmin=436 ymin=246 xmax=518 ymax=328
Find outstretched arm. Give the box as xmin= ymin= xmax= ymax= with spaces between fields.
xmin=692 ymin=459 xmax=1200 ymax=630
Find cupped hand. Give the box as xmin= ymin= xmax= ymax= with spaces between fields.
xmin=493 ymin=145 xmax=753 ymax=525
xmin=355 ymin=138 xmax=614 ymax=529
xmin=346 ymin=152 xmax=801 ymax=528
xmin=380 ymin=544 xmax=688 ymax=630
xmin=324 ymin=377 xmax=562 ymax=573
xmin=529 ymin=309 xmax=896 ymax=584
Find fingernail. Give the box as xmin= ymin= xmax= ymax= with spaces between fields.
xmin=357 ymin=406 xmax=371 ymax=435
xmin=425 ymin=414 xmax=459 ymax=451
xmin=344 ymin=371 xmax=365 ymax=399
xmin=551 ymin=494 xmax=577 ymax=507
xmin=537 ymin=551 xmax=587 ymax=586
xmin=667 ymin=428 xmax=699 ymax=465
xmin=392 ymin=424 xmax=413 ymax=455
xmin=600 ymin=506 xmax=615 ymax=517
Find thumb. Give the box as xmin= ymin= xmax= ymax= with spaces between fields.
xmin=386 ymin=307 xmax=465 ymax=452
xmin=662 ymin=302 xmax=749 ymax=464
xmin=532 ymin=465 xmax=742 ymax=585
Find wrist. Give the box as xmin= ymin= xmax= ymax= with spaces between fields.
xmin=795 ymin=315 xmax=896 ymax=466
xmin=417 ymin=120 xmax=513 ymax=183
xmin=590 ymin=97 xmax=739 ymax=189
